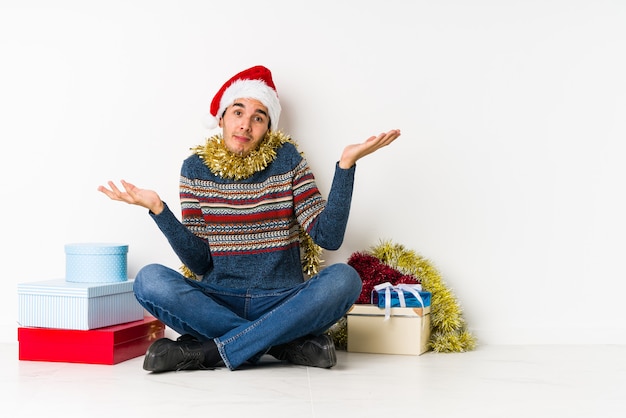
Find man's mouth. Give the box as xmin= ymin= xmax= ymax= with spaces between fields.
xmin=233 ymin=135 xmax=250 ymax=143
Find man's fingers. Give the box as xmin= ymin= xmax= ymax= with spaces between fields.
xmin=107 ymin=181 xmax=123 ymax=195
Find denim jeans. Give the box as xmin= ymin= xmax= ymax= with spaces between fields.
xmin=133 ymin=262 xmax=362 ymax=370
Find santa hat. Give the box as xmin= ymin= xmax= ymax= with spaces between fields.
xmin=204 ymin=65 xmax=281 ymax=130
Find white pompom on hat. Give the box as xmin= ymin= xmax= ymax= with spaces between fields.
xmin=203 ymin=65 xmax=281 ymax=130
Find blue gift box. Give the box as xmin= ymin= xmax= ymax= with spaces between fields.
xmin=65 ymin=243 xmax=128 ymax=283
xmin=372 ymin=283 xmax=432 ymax=309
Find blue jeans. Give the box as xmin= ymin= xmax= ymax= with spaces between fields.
xmin=133 ymin=263 xmax=362 ymax=370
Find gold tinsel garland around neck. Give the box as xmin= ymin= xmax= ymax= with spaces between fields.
xmin=181 ymin=130 xmax=324 ymax=278
xmin=191 ymin=130 xmax=292 ymax=181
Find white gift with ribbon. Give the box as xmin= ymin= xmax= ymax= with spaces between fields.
xmin=373 ymin=282 xmax=425 ymax=320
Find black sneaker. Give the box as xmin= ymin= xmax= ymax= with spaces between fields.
xmin=275 ymin=334 xmax=337 ymax=368
xmin=143 ymin=336 xmax=210 ymax=373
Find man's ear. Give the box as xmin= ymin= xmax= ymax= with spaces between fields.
xmin=218 ymin=118 xmax=223 ymax=128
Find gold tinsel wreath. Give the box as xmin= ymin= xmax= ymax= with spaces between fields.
xmin=179 ymin=130 xmax=324 ymax=279
xmin=327 ymin=240 xmax=477 ymax=353
xmin=370 ymin=240 xmax=476 ymax=353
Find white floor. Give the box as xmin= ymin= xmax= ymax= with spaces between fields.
xmin=3 ymin=339 xmax=626 ymax=418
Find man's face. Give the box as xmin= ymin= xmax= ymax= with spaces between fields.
xmin=219 ymin=98 xmax=270 ymax=156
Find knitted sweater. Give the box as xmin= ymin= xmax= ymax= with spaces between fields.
xmin=150 ymin=142 xmax=356 ymax=289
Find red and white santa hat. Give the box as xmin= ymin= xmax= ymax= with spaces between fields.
xmin=204 ymin=65 xmax=281 ymax=130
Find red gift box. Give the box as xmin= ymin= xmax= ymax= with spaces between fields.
xmin=18 ymin=315 xmax=165 ymax=365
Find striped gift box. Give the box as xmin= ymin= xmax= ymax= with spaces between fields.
xmin=17 ymin=279 xmax=143 ymax=330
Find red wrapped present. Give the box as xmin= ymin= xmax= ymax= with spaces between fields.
xmin=18 ymin=315 xmax=165 ymax=365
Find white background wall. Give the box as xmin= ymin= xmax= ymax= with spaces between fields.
xmin=1 ymin=0 xmax=624 ymax=345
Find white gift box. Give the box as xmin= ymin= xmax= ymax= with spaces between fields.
xmin=347 ymin=304 xmax=431 ymax=355
xmin=65 ymin=243 xmax=129 ymax=283
xmin=17 ymin=279 xmax=143 ymax=330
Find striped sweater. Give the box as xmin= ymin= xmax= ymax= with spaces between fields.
xmin=150 ymin=142 xmax=355 ymax=289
